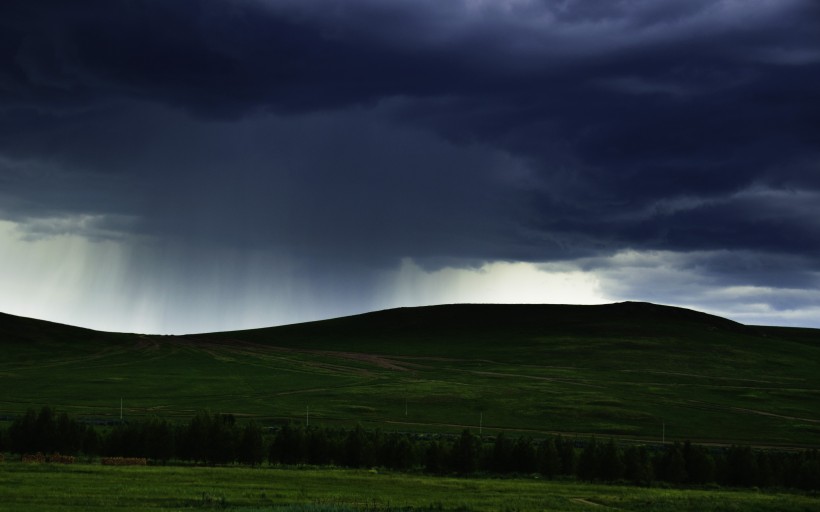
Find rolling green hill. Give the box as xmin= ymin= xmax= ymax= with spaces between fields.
xmin=1 ymin=303 xmax=819 ymax=447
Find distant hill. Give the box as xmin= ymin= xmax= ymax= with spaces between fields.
xmin=2 ymin=302 xmax=819 ymax=447
xmin=0 ymin=311 xmax=134 ymax=344
xmin=0 ymin=300 xmax=814 ymax=351
xmin=194 ymin=301 xmax=755 ymax=349
xmin=0 ymin=301 xmax=795 ymax=343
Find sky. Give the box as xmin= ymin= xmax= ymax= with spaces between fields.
xmin=1 ymin=0 xmax=819 ymax=334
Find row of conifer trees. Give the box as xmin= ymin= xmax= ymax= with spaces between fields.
xmin=1 ymin=407 xmax=818 ymax=490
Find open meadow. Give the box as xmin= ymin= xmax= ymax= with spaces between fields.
xmin=1 ymin=461 xmax=818 ymax=512
xmin=2 ymin=304 xmax=820 ymax=510
xmin=2 ymin=303 xmax=820 ymax=447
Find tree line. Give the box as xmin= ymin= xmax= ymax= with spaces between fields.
xmin=1 ymin=407 xmax=818 ymax=490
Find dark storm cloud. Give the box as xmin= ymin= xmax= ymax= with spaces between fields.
xmin=0 ymin=101 xmax=527 ymax=270
xmin=1 ymin=0 xmax=819 ymax=280
xmin=1 ymin=0 xmax=486 ymax=115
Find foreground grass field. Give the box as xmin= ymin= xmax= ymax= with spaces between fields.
xmin=2 ymin=303 xmax=820 ymax=446
xmin=1 ymin=462 xmax=818 ymax=512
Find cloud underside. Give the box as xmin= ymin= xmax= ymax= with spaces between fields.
xmin=0 ymin=0 xmax=818 ymax=330
xmin=2 ymin=219 xmax=817 ymax=333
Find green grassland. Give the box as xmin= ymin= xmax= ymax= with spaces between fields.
xmin=2 ymin=302 xmax=820 ymax=447
xmin=1 ymin=462 xmax=818 ymax=512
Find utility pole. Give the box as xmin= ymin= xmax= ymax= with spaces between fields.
xmin=306 ymin=405 xmax=309 ymax=427
xmin=405 ymin=398 xmax=408 ymax=417
xmin=120 ymin=398 xmax=123 ymax=421
xmin=479 ymin=412 xmax=483 ymax=436
xmin=662 ymin=421 xmax=665 ymax=444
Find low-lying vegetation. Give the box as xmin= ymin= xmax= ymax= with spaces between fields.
xmin=2 ymin=407 xmax=819 ymax=491
xmin=19 ymin=452 xmax=76 ymax=464
xmin=1 ymin=462 xmax=817 ymax=512
xmin=100 ymin=457 xmax=147 ymax=466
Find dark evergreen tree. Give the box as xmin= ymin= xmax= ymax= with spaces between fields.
xmin=767 ymin=451 xmax=789 ymax=488
xmin=490 ymin=433 xmax=512 ymax=473
xmin=623 ymin=446 xmax=653 ymax=486
xmin=306 ymin=427 xmax=332 ymax=465
xmin=796 ymin=451 xmax=820 ymax=490
xmin=683 ymin=441 xmax=715 ymax=484
xmin=103 ymin=422 xmax=144 ymax=457
xmin=270 ymin=423 xmax=306 ymax=465
xmin=237 ymin=422 xmax=265 ymax=466
xmin=344 ymin=424 xmax=368 ymax=468
xmin=143 ymin=418 xmax=174 ymax=463
xmin=34 ymin=407 xmax=58 ymax=453
xmin=8 ymin=409 xmax=38 ymax=453
xmin=511 ymin=436 xmax=536 ymax=473
xmin=178 ymin=413 xmax=208 ymax=462
xmin=450 ymin=429 xmax=480 ymax=473
xmin=778 ymin=450 xmax=802 ymax=488
xmin=364 ymin=429 xmax=383 ymax=468
xmin=55 ymin=412 xmax=82 ymax=454
xmin=424 ymin=440 xmax=448 ymax=474
xmin=755 ymin=451 xmax=775 ymax=488
xmin=558 ymin=436 xmax=577 ymax=475
xmin=9 ymin=408 xmax=68 ymax=454
xmin=203 ymin=413 xmax=237 ymax=464
xmin=82 ymin=427 xmax=100 ymax=456
xmin=536 ymin=438 xmax=561 ymax=479
xmin=577 ymin=437 xmax=600 ymax=481
xmin=7 ymin=408 xmax=98 ymax=456
xmin=724 ymin=445 xmax=758 ymax=487
xmin=380 ymin=433 xmax=415 ymax=470
xmin=658 ymin=443 xmax=687 ymax=484
xmin=598 ymin=438 xmax=624 ymax=481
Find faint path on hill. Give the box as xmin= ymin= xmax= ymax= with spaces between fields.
xmin=310 ymin=350 xmax=411 ymax=372
xmin=620 ymin=369 xmax=780 ymax=384
xmin=720 ymin=403 xmax=820 ymax=423
xmin=729 ymin=406 xmax=820 ymax=423
xmin=169 ymin=336 xmax=379 ymax=377
xmin=465 ymin=369 xmax=603 ymax=388
xmin=570 ymin=497 xmax=621 ymax=509
xmin=0 ymin=345 xmax=132 ymax=372
xmin=679 ymin=398 xmax=820 ymax=423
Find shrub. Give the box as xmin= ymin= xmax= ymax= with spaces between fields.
xmin=101 ymin=457 xmax=148 ymax=466
xmin=46 ymin=453 xmax=75 ymax=464
xmin=21 ymin=452 xmax=46 ymax=463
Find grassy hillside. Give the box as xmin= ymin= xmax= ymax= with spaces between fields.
xmin=1 ymin=303 xmax=819 ymax=447
xmin=0 ymin=311 xmax=136 ymax=344
xmin=2 ymin=462 xmax=817 ymax=512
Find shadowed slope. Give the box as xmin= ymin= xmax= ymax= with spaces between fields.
xmin=196 ymin=301 xmax=753 ymax=347
xmin=0 ymin=311 xmax=135 ymax=344
xmin=0 ymin=302 xmax=798 ymax=345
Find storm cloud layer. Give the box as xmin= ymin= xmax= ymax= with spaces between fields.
xmin=1 ymin=0 xmax=819 ymax=332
